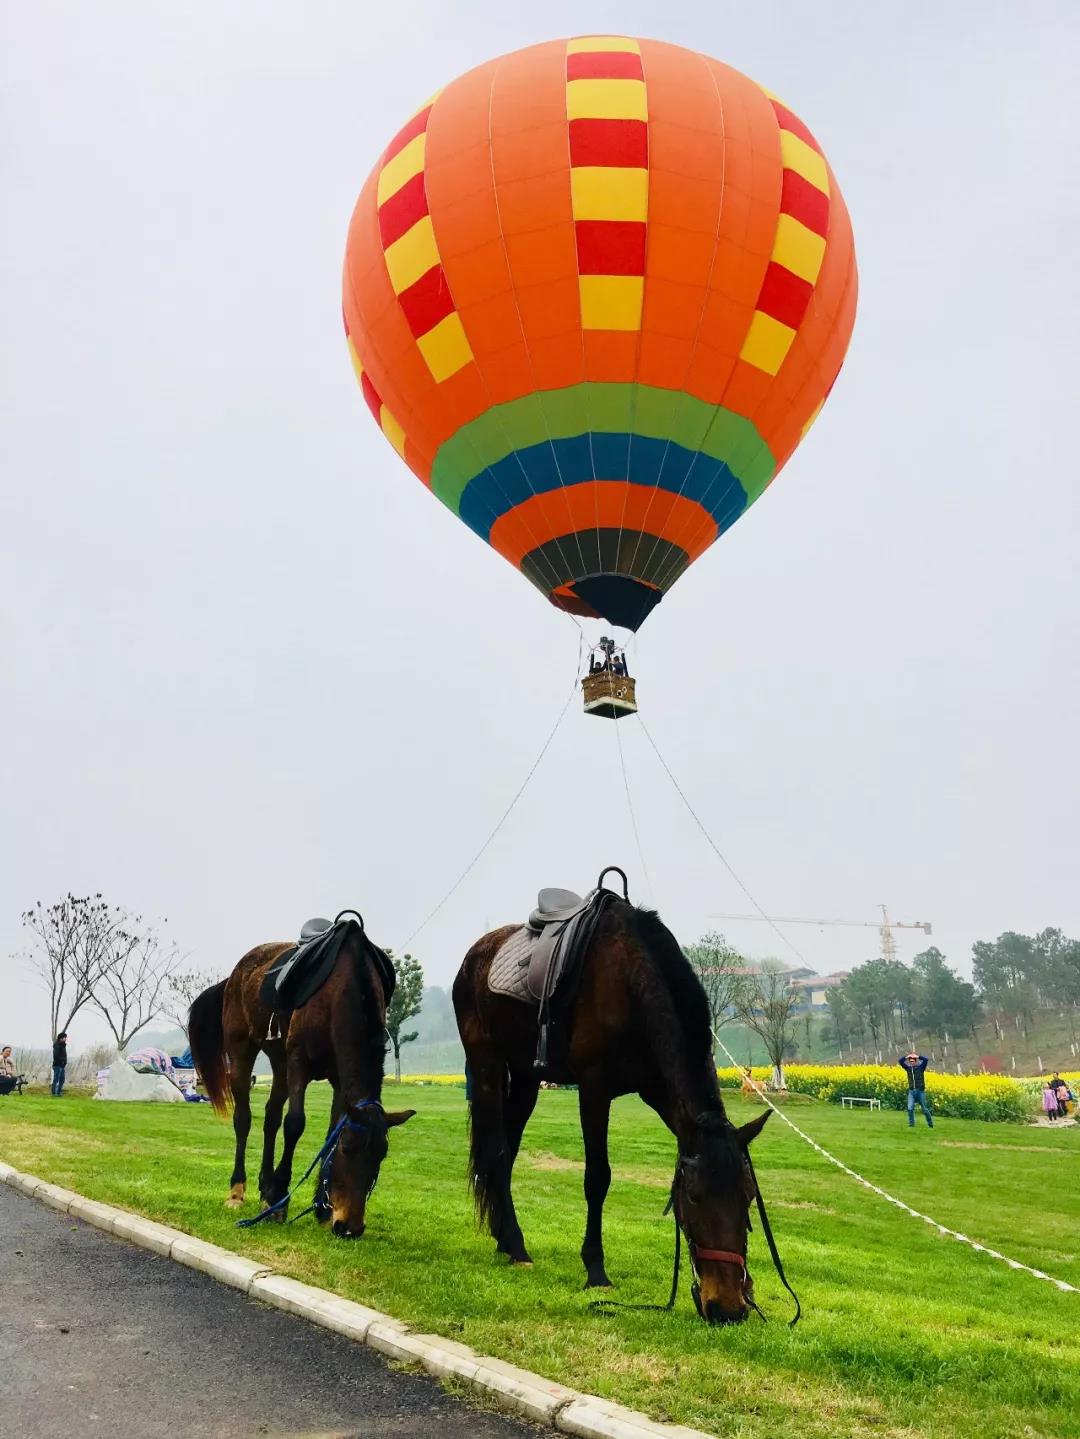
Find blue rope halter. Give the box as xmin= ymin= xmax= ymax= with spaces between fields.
xmin=236 ymin=1099 xmax=382 ymax=1229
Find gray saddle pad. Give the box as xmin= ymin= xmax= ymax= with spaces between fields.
xmin=488 ymin=927 xmax=537 ymax=1005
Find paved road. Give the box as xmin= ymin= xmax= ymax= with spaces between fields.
xmin=0 ymin=1185 xmax=539 ymax=1439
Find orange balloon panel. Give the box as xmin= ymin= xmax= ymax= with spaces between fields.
xmin=343 ymin=36 xmax=857 ymax=630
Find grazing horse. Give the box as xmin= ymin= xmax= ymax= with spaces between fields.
xmin=188 ymin=922 xmax=414 ymax=1237
xmin=453 ymin=902 xmax=770 ymax=1323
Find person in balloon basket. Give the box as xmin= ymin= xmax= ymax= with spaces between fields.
xmin=51 ymin=1031 xmax=68 ymax=1097
xmin=898 ymin=1051 xmax=933 ymax=1128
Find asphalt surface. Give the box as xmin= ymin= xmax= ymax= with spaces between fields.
xmin=0 ymin=1184 xmax=540 ymax=1439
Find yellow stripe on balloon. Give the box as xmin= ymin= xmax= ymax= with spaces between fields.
xmin=377 ymin=133 xmax=427 ymax=206
xmin=383 ymin=214 xmax=440 ymax=293
xmin=566 ymin=78 xmax=648 ymax=121
xmin=771 ymin=214 xmax=827 ymax=285
xmin=779 ymin=131 xmax=830 ymax=195
xmin=570 ymin=167 xmax=648 ymax=222
xmin=567 ymin=35 xmax=641 ymax=53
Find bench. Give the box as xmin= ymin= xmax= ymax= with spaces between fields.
xmin=841 ymin=1095 xmax=881 ymax=1111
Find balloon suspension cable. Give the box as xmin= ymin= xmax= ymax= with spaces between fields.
xmin=400 ymin=658 xmax=583 ymax=951
xmin=613 ymin=719 xmax=652 ymax=904
xmin=634 ymin=715 xmax=810 ymax=968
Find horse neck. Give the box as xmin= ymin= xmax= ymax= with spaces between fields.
xmin=630 ymin=929 xmax=723 ymax=1147
xmin=331 ymin=949 xmax=386 ymax=1106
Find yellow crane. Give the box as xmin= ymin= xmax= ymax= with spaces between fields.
xmin=708 ymin=906 xmax=932 ymax=964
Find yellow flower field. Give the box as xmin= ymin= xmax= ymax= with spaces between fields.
xmin=717 ymin=1063 xmax=1036 ymax=1121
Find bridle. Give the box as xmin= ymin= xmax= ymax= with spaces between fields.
xmin=236 ymin=1097 xmax=384 ymax=1229
xmin=592 ymin=1142 xmax=801 ymax=1326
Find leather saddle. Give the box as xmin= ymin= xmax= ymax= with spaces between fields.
xmin=260 ymin=911 xmax=396 ymax=1016
xmin=515 ymin=869 xmax=629 ymax=1070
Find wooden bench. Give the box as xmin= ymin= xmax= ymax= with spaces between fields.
xmin=841 ymin=1095 xmax=881 ymax=1111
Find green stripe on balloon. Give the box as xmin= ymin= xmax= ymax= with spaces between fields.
xmin=430 ymin=383 xmax=776 ymax=514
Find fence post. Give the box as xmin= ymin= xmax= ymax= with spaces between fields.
xmin=1011 ymin=1055 xmax=1016 ymax=1071
xmin=956 ymin=1063 xmax=961 ymax=1076
xmin=1038 ymin=1056 xmax=1043 ymax=1074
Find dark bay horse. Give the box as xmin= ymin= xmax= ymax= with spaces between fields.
xmin=188 ymin=923 xmax=414 ymax=1237
xmin=453 ymin=901 xmax=770 ymax=1323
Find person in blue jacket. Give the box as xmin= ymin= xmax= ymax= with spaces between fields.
xmin=899 ymin=1051 xmax=934 ymax=1128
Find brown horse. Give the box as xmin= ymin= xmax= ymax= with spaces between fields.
xmin=188 ymin=922 xmax=414 ymax=1237
xmin=453 ymin=899 xmax=770 ymax=1323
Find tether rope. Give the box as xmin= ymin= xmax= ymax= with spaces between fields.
xmin=631 ymin=713 xmax=1077 ymax=1295
xmin=613 ymin=719 xmax=653 ymax=904
xmin=400 ymin=660 xmax=581 ymax=950
xmin=635 ymin=714 xmax=810 ymax=967
xmin=712 ymin=1032 xmax=1079 ymax=1296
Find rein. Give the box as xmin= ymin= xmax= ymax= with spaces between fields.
xmin=235 ymin=1098 xmax=382 ymax=1229
xmin=591 ymin=1153 xmax=801 ymax=1326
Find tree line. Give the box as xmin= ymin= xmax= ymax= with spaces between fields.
xmin=683 ymin=926 xmax=1080 ymax=1082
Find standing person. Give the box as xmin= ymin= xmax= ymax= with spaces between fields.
xmin=1052 ymin=1076 xmax=1070 ymax=1119
xmin=1043 ymin=1082 xmax=1060 ymax=1121
xmin=51 ymin=1031 xmax=68 ymax=1097
xmin=898 ymin=1050 xmax=934 ymax=1128
xmin=0 ymin=1046 xmax=14 ymax=1078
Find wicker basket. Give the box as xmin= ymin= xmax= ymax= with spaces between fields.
xmin=582 ymin=670 xmax=638 ymax=720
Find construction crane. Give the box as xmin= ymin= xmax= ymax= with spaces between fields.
xmin=709 ymin=906 xmax=932 ymax=964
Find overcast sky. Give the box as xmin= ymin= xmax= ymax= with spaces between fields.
xmin=3 ymin=2 xmax=1078 ymax=1050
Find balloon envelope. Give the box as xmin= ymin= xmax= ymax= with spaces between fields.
xmin=343 ymin=36 xmax=857 ymax=631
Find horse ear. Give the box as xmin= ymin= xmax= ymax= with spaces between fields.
xmin=735 ymin=1110 xmax=770 ymax=1147
xmin=385 ymin=1108 xmax=416 ymax=1128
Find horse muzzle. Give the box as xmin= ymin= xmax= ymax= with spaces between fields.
xmin=332 ymin=1218 xmax=365 ymax=1239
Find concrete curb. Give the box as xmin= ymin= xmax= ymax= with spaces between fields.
xmin=0 ymin=1163 xmax=716 ymax=1439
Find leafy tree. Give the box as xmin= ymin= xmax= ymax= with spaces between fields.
xmin=683 ymin=931 xmax=749 ymax=1036
xmin=384 ymin=950 xmax=424 ymax=1082
xmin=734 ymin=959 xmax=800 ymax=1088
xmin=972 ymin=932 xmax=1039 ymax=1037
xmin=823 ymin=985 xmax=855 ymax=1050
xmin=910 ymin=947 xmax=977 ymax=1041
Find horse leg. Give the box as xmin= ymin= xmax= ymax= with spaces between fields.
xmin=468 ymin=1057 xmax=532 ymax=1264
xmin=226 ymin=1042 xmax=257 ymax=1207
xmin=257 ymin=1042 xmax=287 ymax=1206
xmin=268 ymin=1064 xmax=309 ymax=1217
xmin=578 ymin=1082 xmax=613 ymax=1288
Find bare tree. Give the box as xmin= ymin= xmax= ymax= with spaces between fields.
xmin=734 ymin=959 xmax=800 ymax=1089
xmin=163 ymin=967 xmax=222 ymax=1039
xmin=19 ymin=894 xmax=128 ymax=1039
xmin=684 ymin=931 xmax=750 ymax=1037
xmin=92 ymin=917 xmax=180 ymax=1051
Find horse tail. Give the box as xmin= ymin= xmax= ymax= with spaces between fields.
xmin=188 ymin=979 xmax=230 ymax=1115
xmin=465 ymin=1061 xmax=512 ymax=1235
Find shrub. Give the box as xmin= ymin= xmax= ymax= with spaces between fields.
xmin=716 ymin=1064 xmax=1035 ymax=1122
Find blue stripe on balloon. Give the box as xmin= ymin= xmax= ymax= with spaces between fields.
xmin=457 ymin=434 xmax=748 ymax=541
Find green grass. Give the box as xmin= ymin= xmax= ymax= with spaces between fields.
xmin=2 ymin=1087 xmax=1078 ymax=1439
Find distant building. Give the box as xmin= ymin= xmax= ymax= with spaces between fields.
xmin=789 ymin=971 xmax=849 ymax=1013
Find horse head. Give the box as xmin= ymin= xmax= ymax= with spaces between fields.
xmin=326 ymin=1101 xmax=416 ymax=1238
xmin=672 ymin=1109 xmax=770 ymax=1323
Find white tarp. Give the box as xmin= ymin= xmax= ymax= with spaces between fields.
xmin=95 ymin=1058 xmax=185 ymax=1102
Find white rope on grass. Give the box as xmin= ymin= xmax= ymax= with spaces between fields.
xmin=714 ymin=1031 xmax=1079 ymax=1296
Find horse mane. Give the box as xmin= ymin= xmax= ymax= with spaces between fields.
xmin=346 ymin=930 xmax=391 ymax=1100
xmin=627 ymin=905 xmax=723 ymax=1113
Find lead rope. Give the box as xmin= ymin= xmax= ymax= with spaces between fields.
xmin=235 ymin=1099 xmax=381 ymax=1229
xmin=589 ymin=1174 xmax=682 ymax=1314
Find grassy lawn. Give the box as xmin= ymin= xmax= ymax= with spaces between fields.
xmin=2 ymin=1085 xmax=1078 ymax=1439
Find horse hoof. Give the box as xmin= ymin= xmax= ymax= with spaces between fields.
xmin=510 ymin=1259 xmax=534 ymax=1268
xmin=586 ymin=1281 xmax=613 ymax=1290
xmin=224 ymin=1196 xmax=244 ymax=1209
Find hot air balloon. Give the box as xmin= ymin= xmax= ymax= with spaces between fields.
xmin=342 ymin=36 xmax=856 ymax=650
